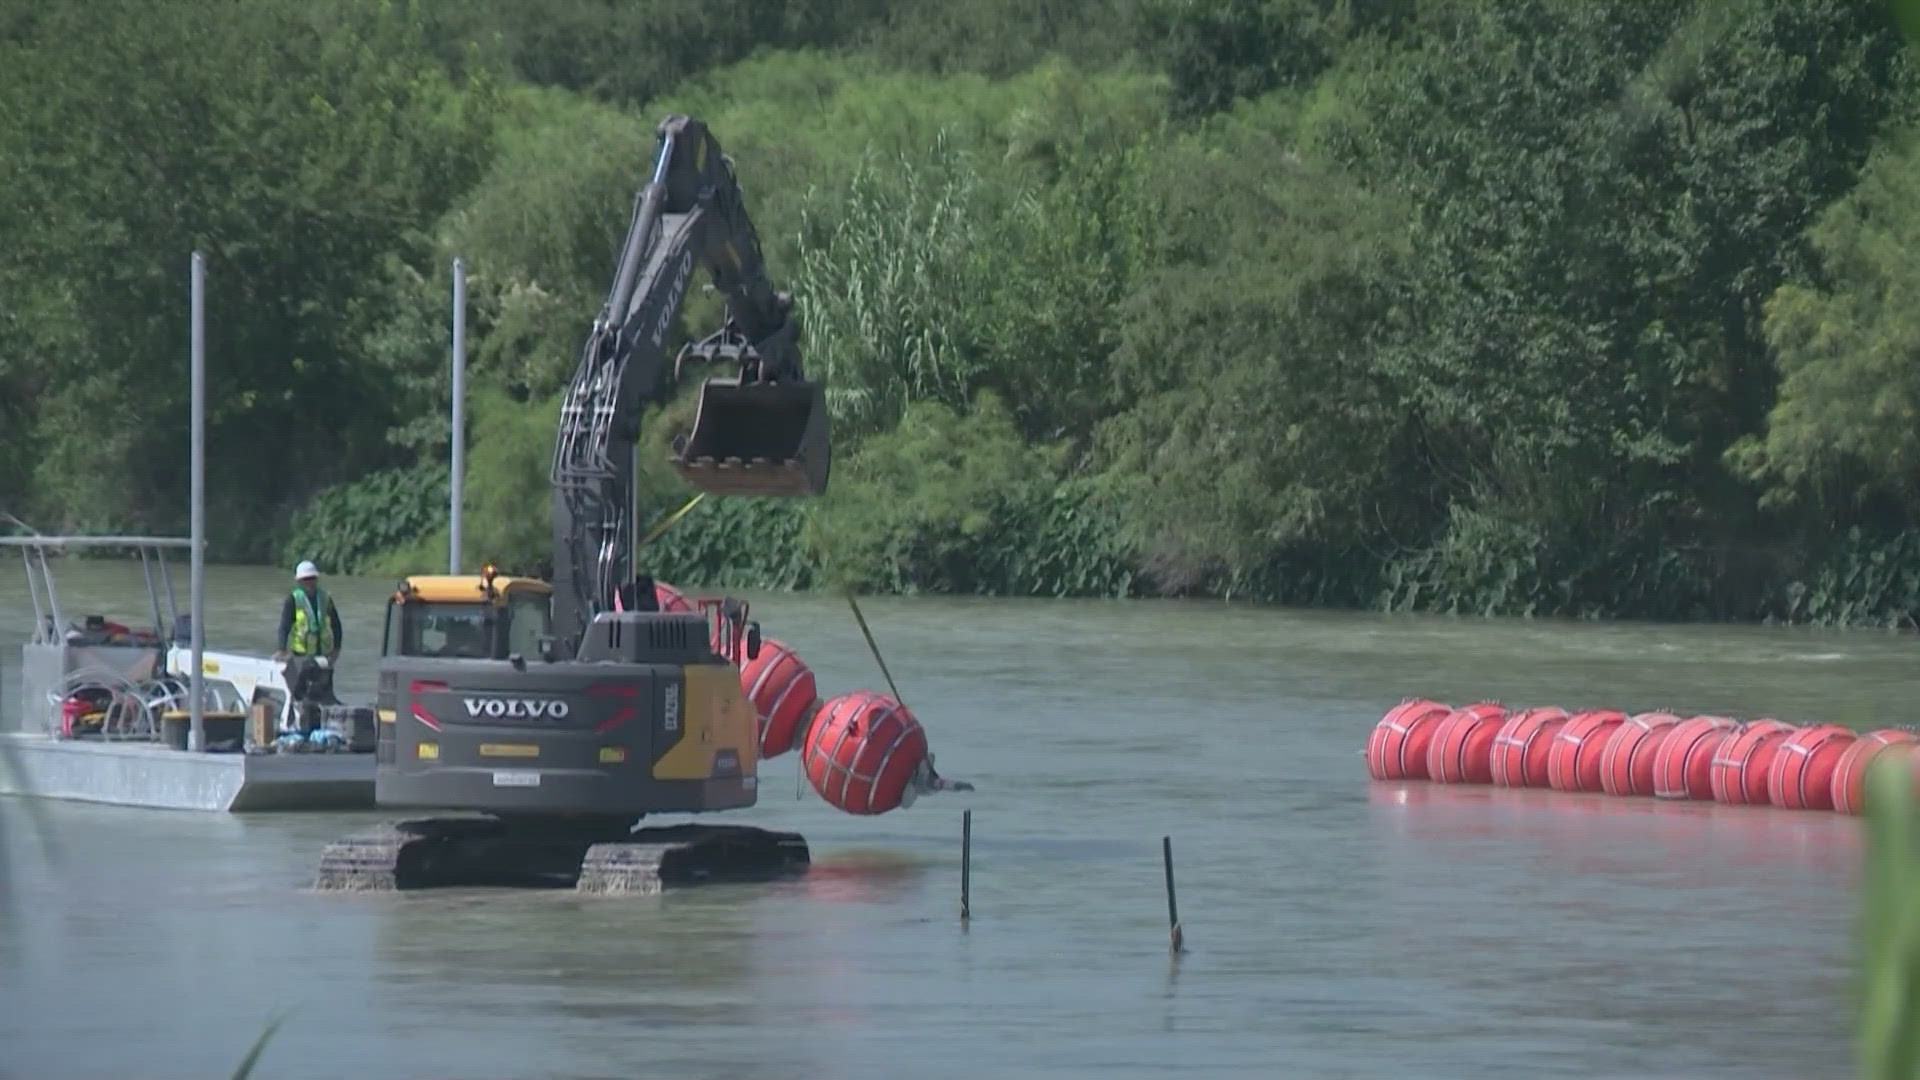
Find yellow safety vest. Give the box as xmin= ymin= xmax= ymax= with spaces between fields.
xmin=289 ymin=587 xmax=336 ymax=656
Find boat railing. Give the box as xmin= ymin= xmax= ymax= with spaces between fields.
xmin=1 ymin=531 xmax=287 ymax=747
xmin=2 ymin=532 xmax=193 ymax=645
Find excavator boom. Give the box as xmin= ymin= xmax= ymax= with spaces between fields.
xmin=550 ymin=115 xmax=830 ymax=651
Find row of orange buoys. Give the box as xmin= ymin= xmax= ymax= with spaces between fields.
xmin=1365 ymin=698 xmax=1918 ymax=816
xmin=656 ymin=580 xmax=935 ymax=816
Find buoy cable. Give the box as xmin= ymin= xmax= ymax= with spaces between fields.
xmin=844 ymin=590 xmax=973 ymax=794
xmin=638 ymin=493 xmax=707 ymax=548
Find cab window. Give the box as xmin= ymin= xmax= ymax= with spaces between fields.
xmin=396 ymin=603 xmax=498 ymax=660
xmin=506 ymin=591 xmax=552 ymax=657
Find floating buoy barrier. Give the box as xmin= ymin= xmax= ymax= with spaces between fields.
xmin=1548 ymin=709 xmax=1628 ymax=793
xmin=650 ymin=589 xmax=959 ymax=818
xmin=1599 ymin=712 xmax=1682 ymax=798
xmin=1490 ymin=706 xmax=1569 ymax=788
xmin=1653 ymin=716 xmax=1741 ymax=801
xmin=1368 ymin=699 xmax=1916 ymax=821
xmin=802 ymin=690 xmax=932 ymax=815
xmin=1832 ymin=730 xmax=1919 ymax=815
xmin=1710 ymin=720 xmax=1796 ymax=806
xmin=1767 ymin=724 xmax=1856 ymax=812
xmin=1365 ymin=698 xmax=1452 ymax=781
xmin=1427 ymin=703 xmax=1508 ymax=784
xmin=737 ymin=636 xmax=822 ymax=759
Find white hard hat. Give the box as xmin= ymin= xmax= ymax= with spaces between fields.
xmin=295 ymin=560 xmax=320 ymax=580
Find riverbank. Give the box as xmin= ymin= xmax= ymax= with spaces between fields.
xmin=299 ymin=497 xmax=1920 ymax=630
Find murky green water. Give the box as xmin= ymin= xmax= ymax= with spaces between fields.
xmin=0 ymin=560 xmax=1907 ymax=1079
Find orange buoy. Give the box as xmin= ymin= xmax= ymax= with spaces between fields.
xmin=1490 ymin=706 xmax=1571 ymax=788
xmin=1366 ymin=699 xmax=1453 ymax=781
xmin=1599 ymin=712 xmax=1682 ymax=797
xmin=738 ymin=637 xmax=822 ymax=759
xmin=1766 ymin=723 xmax=1858 ymax=811
xmin=1709 ymin=719 xmax=1796 ymax=805
xmin=1547 ymin=709 xmax=1629 ymax=792
xmin=1426 ymin=703 xmax=1509 ymax=784
xmin=655 ymin=581 xmax=696 ymax=613
xmin=1652 ymin=716 xmax=1741 ymax=800
xmin=1832 ymin=729 xmax=1920 ymax=815
xmin=802 ymin=691 xmax=930 ymax=815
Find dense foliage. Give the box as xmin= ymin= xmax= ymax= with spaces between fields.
xmin=6 ymin=0 xmax=1920 ymax=624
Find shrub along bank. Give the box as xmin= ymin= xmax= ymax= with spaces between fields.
xmin=8 ymin=1 xmax=1920 ymax=624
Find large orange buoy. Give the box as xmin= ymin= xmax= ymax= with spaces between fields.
xmin=1366 ymin=699 xmax=1453 ymax=781
xmin=802 ymin=691 xmax=930 ymax=816
xmin=1709 ymin=719 xmax=1796 ymax=805
xmin=1547 ymin=709 xmax=1628 ymax=793
xmin=738 ymin=637 xmax=822 ymax=759
xmin=1767 ymin=723 xmax=1857 ymax=811
xmin=1426 ymin=703 xmax=1509 ymax=784
xmin=1490 ymin=707 xmax=1570 ymax=788
xmin=1599 ymin=712 xmax=1682 ymax=797
xmin=1652 ymin=716 xmax=1741 ymax=800
xmin=1832 ymin=729 xmax=1920 ymax=815
xmin=655 ymin=581 xmax=696 ymax=613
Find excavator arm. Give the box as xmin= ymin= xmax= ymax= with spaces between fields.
xmin=550 ymin=115 xmax=830 ymax=652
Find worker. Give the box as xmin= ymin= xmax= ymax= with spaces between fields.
xmin=275 ymin=560 xmax=343 ymax=728
xmin=436 ymin=616 xmax=489 ymax=659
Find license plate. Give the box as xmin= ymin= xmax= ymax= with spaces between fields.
xmin=491 ymin=769 xmax=540 ymax=787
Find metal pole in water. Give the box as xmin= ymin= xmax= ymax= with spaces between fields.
xmin=961 ymin=808 xmax=972 ymax=923
xmin=189 ymin=250 xmax=206 ymax=754
xmin=449 ymin=256 xmax=465 ymax=574
xmin=1163 ymin=835 xmax=1184 ymax=955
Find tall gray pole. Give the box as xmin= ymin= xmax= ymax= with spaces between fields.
xmin=189 ymin=251 xmax=206 ymax=754
xmin=449 ymin=256 xmax=465 ymax=574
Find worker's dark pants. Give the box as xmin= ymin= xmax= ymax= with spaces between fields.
xmin=284 ymin=655 xmax=338 ymax=731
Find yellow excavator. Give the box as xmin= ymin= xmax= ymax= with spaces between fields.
xmin=315 ymin=115 xmax=833 ymax=893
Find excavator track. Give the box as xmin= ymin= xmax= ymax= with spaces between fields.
xmin=578 ymin=823 xmax=810 ymax=894
xmin=312 ymin=818 xmax=809 ymax=894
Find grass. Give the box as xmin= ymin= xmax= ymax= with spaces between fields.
xmin=1860 ymin=753 xmax=1920 ymax=1080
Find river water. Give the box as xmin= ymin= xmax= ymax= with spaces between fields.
xmin=0 ymin=560 xmax=1906 ymax=1079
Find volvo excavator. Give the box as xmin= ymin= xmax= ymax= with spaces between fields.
xmin=315 ymin=115 xmax=843 ymax=894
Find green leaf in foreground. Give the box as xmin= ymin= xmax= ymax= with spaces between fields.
xmin=229 ymin=1012 xmax=288 ymax=1080
xmin=1858 ymin=753 xmax=1920 ymax=1080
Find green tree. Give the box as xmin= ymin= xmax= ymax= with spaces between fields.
xmin=1093 ymin=95 xmax=1417 ymax=591
xmin=1730 ymin=128 xmax=1920 ymax=526
xmin=0 ymin=0 xmax=495 ymax=552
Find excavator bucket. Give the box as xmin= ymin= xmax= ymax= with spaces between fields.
xmin=669 ymin=377 xmax=831 ymax=497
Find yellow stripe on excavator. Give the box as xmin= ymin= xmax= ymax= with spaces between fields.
xmin=653 ymin=664 xmax=757 ymax=780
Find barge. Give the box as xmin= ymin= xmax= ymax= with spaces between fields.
xmin=0 ymin=534 xmax=374 ymax=812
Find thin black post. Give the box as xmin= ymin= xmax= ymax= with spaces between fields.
xmin=188 ymin=250 xmax=206 ymax=754
xmin=961 ymin=809 xmax=972 ymax=922
xmin=1163 ymin=835 xmax=1185 ymax=954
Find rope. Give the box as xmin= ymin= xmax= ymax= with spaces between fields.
xmin=843 ymin=590 xmax=973 ymax=794
xmin=637 ymin=493 xmax=706 ymax=549
xmin=844 ymin=590 xmax=906 ymax=705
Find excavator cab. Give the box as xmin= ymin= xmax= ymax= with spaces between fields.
xmin=670 ymin=377 xmax=830 ymax=497
xmin=381 ymin=569 xmax=553 ymax=662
